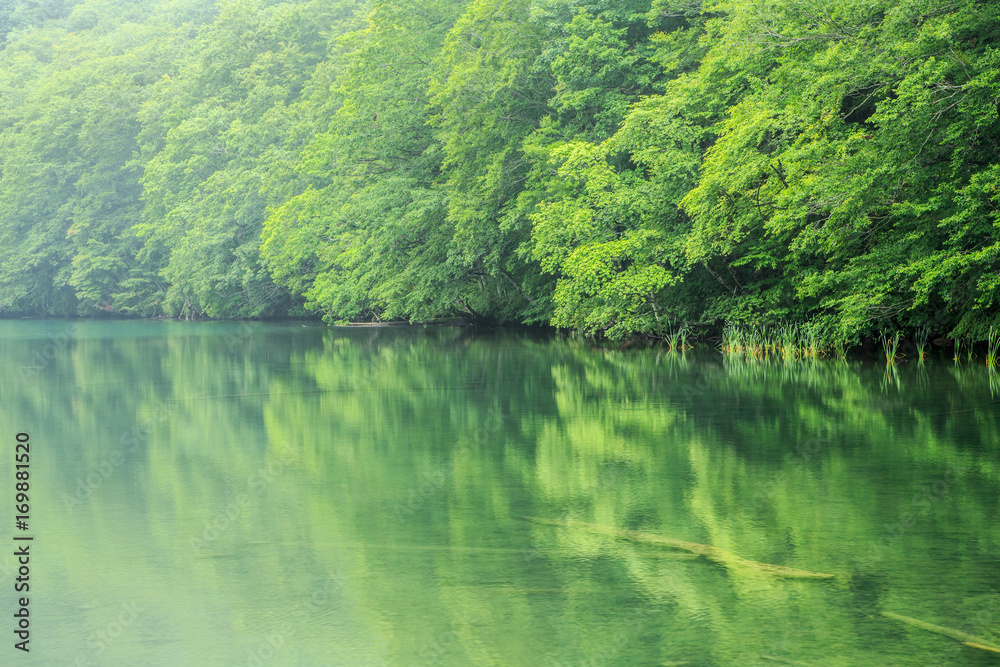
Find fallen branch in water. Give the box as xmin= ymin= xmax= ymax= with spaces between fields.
xmin=518 ymin=516 xmax=834 ymax=580
xmin=881 ymin=611 xmax=1000 ymax=654
xmin=964 ymin=642 xmax=1000 ymax=655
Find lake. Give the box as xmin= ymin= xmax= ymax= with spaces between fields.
xmin=2 ymin=320 xmax=999 ymax=665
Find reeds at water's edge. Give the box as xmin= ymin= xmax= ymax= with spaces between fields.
xmin=670 ymin=322 xmax=1000 ymax=366
xmin=914 ymin=326 xmax=930 ymax=363
xmin=715 ymin=322 xmax=845 ymax=362
xmin=666 ymin=325 xmax=691 ymax=354
xmin=987 ymin=326 xmax=999 ymax=368
xmin=879 ymin=331 xmax=901 ymax=366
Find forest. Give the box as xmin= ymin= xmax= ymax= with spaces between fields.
xmin=0 ymin=0 xmax=998 ymax=345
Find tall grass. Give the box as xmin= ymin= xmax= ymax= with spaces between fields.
xmin=722 ymin=323 xmax=772 ymax=360
xmin=803 ymin=325 xmax=822 ymax=359
xmin=914 ymin=327 xmax=930 ymax=364
xmin=722 ymin=322 xmax=836 ymax=361
xmin=721 ymin=322 xmax=743 ymax=357
xmin=879 ymin=331 xmax=901 ymax=366
xmin=952 ymin=336 xmax=976 ymax=363
xmin=987 ymin=327 xmax=999 ymax=368
xmin=778 ymin=324 xmax=799 ymax=360
xmin=666 ymin=325 xmax=691 ymax=354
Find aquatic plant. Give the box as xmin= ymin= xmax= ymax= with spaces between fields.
xmin=914 ymin=327 xmax=930 ymax=364
xmin=778 ymin=324 xmax=799 ymax=361
xmin=829 ymin=336 xmax=849 ymax=362
xmin=803 ymin=325 xmax=823 ymax=359
xmin=746 ymin=328 xmax=765 ymax=359
xmin=879 ymin=331 xmax=901 ymax=366
xmin=666 ymin=324 xmax=691 ymax=354
xmin=721 ymin=322 xmax=743 ymax=356
xmin=987 ymin=327 xmax=999 ymax=368
xmin=720 ymin=322 xmax=864 ymax=363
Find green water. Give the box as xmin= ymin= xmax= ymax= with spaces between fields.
xmin=2 ymin=321 xmax=999 ymax=666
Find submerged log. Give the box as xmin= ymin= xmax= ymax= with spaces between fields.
xmin=881 ymin=611 xmax=1000 ymax=653
xmin=520 ymin=516 xmax=834 ymax=579
xmin=964 ymin=642 xmax=1000 ymax=655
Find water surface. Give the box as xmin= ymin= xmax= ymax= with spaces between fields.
xmin=2 ymin=320 xmax=999 ymax=665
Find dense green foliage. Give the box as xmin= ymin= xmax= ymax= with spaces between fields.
xmin=0 ymin=0 xmax=998 ymax=343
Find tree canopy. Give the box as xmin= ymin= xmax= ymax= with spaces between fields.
xmin=0 ymin=0 xmax=997 ymax=343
